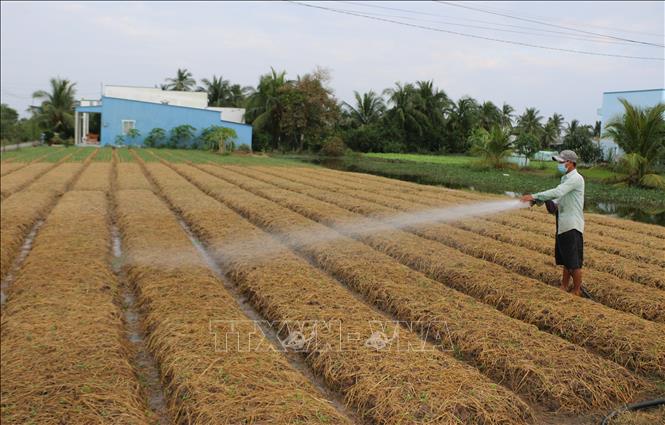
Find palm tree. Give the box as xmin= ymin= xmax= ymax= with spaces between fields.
xmin=199 ymin=75 xmax=231 ymax=106
xmin=470 ymin=125 xmax=513 ymax=168
xmin=444 ymin=96 xmax=479 ymax=152
xmin=415 ymin=80 xmax=449 ymax=126
xmin=542 ymin=113 xmax=564 ymax=148
xmin=342 ymin=90 xmax=386 ymax=127
xmin=199 ymin=76 xmax=251 ymax=107
xmin=245 ymin=68 xmax=290 ymax=148
xmin=604 ymin=99 xmax=665 ymax=189
xmin=383 ymin=82 xmax=429 ymax=137
xmin=500 ymin=103 xmax=514 ymax=127
xmin=165 ymin=68 xmax=196 ymax=91
xmin=479 ymin=101 xmax=502 ymax=131
xmin=31 ymin=78 xmax=77 ymax=136
xmin=516 ymin=107 xmax=543 ymax=136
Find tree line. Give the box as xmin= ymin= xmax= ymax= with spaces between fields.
xmin=1 ymin=68 xmax=663 ymax=188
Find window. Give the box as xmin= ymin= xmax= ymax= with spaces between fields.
xmin=122 ymin=120 xmax=136 ymax=135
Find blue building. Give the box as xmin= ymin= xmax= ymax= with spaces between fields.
xmin=597 ymin=88 xmax=665 ymax=160
xmin=74 ymin=85 xmax=252 ymax=148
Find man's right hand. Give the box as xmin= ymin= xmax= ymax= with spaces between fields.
xmin=520 ymin=194 xmax=534 ymax=203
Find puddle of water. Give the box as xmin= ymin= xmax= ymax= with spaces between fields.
xmin=1 ymin=219 xmax=44 ymax=306
xmin=110 ymin=224 xmax=171 ymax=424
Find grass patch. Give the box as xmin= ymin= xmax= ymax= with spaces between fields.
xmin=283 ymin=155 xmax=665 ymax=212
xmin=92 ymin=148 xmax=113 ymax=162
xmin=1 ymin=146 xmax=52 ymax=162
xmin=66 ymin=148 xmax=95 ymax=162
xmin=115 ymin=148 xmax=136 ymax=162
xmin=146 ymin=148 xmax=312 ymax=166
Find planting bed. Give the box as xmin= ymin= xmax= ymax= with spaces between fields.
xmin=2 ymin=149 xmax=663 ymax=425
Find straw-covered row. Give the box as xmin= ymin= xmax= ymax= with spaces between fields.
xmin=0 ymin=191 xmax=150 ymax=424
xmin=0 ymin=162 xmax=27 ymax=177
xmin=176 ymin=164 xmax=648 ymax=414
xmin=0 ymin=162 xmax=87 ymax=279
xmin=294 ymin=167 xmax=665 ymax=266
xmin=116 ymin=162 xmax=152 ymax=190
xmin=215 ymin=165 xmax=665 ymax=377
xmin=73 ymin=162 xmax=113 ymax=192
xmin=143 ymin=162 xmax=534 ymax=425
xmin=282 ymin=167 xmax=665 ymax=290
xmin=115 ymin=188 xmax=352 ymax=424
xmin=0 ymin=162 xmax=57 ymax=199
xmin=235 ymin=166 xmax=665 ymax=323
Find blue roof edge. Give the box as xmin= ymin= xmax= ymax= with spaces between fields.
xmin=603 ymin=88 xmax=665 ymax=95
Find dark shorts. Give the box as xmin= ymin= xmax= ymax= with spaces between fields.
xmin=555 ymin=229 xmax=584 ymax=269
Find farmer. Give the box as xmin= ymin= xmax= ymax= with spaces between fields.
xmin=521 ymin=150 xmax=585 ymax=296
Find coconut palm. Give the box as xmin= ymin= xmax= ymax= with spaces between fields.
xmin=479 ymin=101 xmax=502 ymax=131
xmin=470 ymin=125 xmax=513 ymax=168
xmin=31 ymin=78 xmax=77 ymax=136
xmin=515 ymin=107 xmax=543 ymax=136
xmin=500 ymin=103 xmax=514 ymax=127
xmin=245 ymin=68 xmax=291 ymax=147
xmin=199 ymin=75 xmax=251 ymax=107
xmin=342 ymin=90 xmax=386 ymax=127
xmin=604 ymin=99 xmax=665 ymax=189
xmin=415 ymin=80 xmax=449 ymax=127
xmin=165 ymin=68 xmax=196 ymax=91
xmin=383 ymin=82 xmax=429 ymax=137
xmin=444 ymin=96 xmax=479 ymax=152
xmin=541 ymin=114 xmax=564 ymax=148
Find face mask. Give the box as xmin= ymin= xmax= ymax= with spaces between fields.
xmin=557 ymin=163 xmax=567 ymax=174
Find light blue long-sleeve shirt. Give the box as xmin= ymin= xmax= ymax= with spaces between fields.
xmin=534 ymin=169 xmax=585 ymax=234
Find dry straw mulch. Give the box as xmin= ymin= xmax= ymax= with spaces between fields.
xmin=146 ymin=162 xmax=535 ymax=425
xmin=0 ymin=163 xmax=86 ymax=279
xmin=193 ymin=164 xmax=648 ymax=414
xmin=115 ymin=188 xmax=352 ymax=424
xmin=0 ymin=162 xmax=26 ymax=177
xmin=1 ymin=191 xmax=150 ymax=424
xmin=73 ymin=162 xmax=112 ymax=192
xmin=0 ymin=162 xmax=54 ymax=199
xmin=220 ymin=165 xmax=665 ymax=378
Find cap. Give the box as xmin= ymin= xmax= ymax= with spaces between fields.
xmin=552 ymin=150 xmax=578 ymax=163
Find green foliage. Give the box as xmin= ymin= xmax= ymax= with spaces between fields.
xmin=610 ymin=153 xmax=665 ymax=190
xmin=561 ymin=120 xmax=603 ymax=164
xmin=165 ymin=68 xmax=196 ymax=91
xmin=125 ymin=128 xmax=141 ymax=145
xmin=144 ymin=128 xmax=166 ymax=148
xmin=1 ymin=103 xmax=19 ymax=140
xmin=200 ymin=125 xmax=237 ymax=153
xmin=169 ymin=124 xmax=196 ymax=148
xmin=319 ymin=135 xmax=346 ymax=157
xmin=198 ymin=75 xmax=250 ymax=107
xmin=31 ymin=78 xmax=77 ymax=138
xmin=514 ymin=131 xmax=542 ymax=165
xmin=469 ymin=126 xmax=513 ymax=168
xmin=114 ymin=134 xmax=125 ymax=146
xmin=604 ymin=99 xmax=665 ymax=168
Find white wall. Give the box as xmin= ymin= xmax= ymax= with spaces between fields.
xmin=207 ymin=107 xmax=246 ymax=124
xmin=104 ymin=85 xmax=208 ymax=108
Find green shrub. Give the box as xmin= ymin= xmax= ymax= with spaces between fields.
xmin=320 ymin=136 xmax=346 ymax=157
xmin=144 ymin=128 xmax=166 ymax=148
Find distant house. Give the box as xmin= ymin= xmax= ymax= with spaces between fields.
xmin=597 ymin=88 xmax=665 ymax=160
xmin=74 ymin=85 xmax=252 ymax=148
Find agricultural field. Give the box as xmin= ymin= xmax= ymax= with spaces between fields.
xmin=1 ymin=147 xmax=664 ymax=425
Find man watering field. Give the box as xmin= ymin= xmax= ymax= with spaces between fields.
xmin=521 ymin=150 xmax=586 ymax=296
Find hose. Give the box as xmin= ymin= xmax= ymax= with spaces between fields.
xmin=600 ymin=398 xmax=665 ymax=425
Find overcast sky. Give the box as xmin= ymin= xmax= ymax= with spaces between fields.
xmin=1 ymin=1 xmax=663 ymax=122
